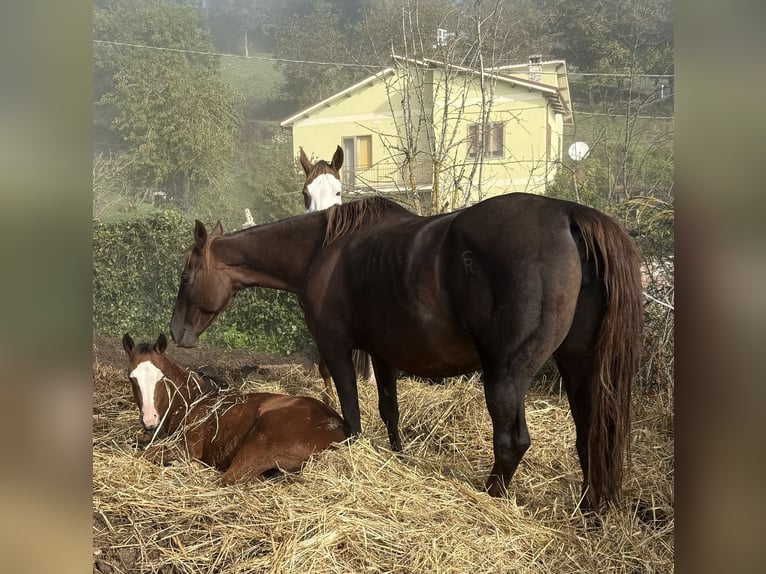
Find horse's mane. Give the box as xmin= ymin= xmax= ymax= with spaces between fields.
xmin=134 ymin=341 xmax=154 ymax=354
xmin=182 ymin=236 xmax=218 ymax=270
xmin=324 ymin=196 xmax=410 ymax=244
xmin=310 ymin=159 xmax=335 ymax=176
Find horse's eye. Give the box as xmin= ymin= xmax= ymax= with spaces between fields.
xmin=336 ymin=192 xmax=341 ymax=196
xmin=181 ymin=273 xmax=191 ymax=284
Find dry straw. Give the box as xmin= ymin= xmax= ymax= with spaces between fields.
xmin=93 ymin=363 xmax=673 ymax=573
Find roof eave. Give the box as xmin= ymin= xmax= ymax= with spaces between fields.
xmin=280 ymin=67 xmax=395 ymax=127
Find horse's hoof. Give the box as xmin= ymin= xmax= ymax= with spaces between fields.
xmin=484 ymin=476 xmax=507 ymax=498
xmin=632 ymin=499 xmax=669 ymax=529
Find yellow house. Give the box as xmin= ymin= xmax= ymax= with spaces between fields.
xmin=281 ymin=55 xmax=572 ymax=212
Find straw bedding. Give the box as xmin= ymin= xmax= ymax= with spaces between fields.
xmin=93 ymin=361 xmax=673 ymax=573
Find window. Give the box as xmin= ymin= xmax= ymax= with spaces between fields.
xmin=341 ymin=135 xmax=373 ymax=187
xmin=467 ymin=122 xmax=504 ymax=158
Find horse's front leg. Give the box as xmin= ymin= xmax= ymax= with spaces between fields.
xmin=318 ymin=346 xmax=361 ymax=438
xmin=370 ymin=356 xmax=401 ymax=451
xmin=138 ymin=441 xmax=185 ymax=466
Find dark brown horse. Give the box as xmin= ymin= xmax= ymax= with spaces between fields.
xmin=169 ymin=193 xmax=643 ymax=509
xmin=122 ymin=333 xmax=347 ymax=485
xmin=298 ymin=145 xmax=374 ymax=402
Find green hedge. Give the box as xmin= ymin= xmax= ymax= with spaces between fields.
xmin=93 ymin=211 xmax=315 ymax=355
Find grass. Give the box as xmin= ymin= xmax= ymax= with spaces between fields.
xmin=219 ymin=52 xmax=285 ymax=104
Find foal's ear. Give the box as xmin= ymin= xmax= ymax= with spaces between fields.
xmin=211 ymin=220 xmax=224 ymax=237
xmin=122 ymin=333 xmax=135 ymax=354
xmin=156 ymin=333 xmax=168 ymax=354
xmin=298 ymin=147 xmax=312 ymax=174
xmin=194 ymin=220 xmax=207 ymax=250
xmin=331 ymin=144 xmax=344 ymax=171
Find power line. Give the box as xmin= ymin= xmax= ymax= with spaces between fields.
xmin=577 ymin=111 xmax=674 ymax=120
xmin=93 ymin=39 xmax=674 ymax=79
xmin=571 ymin=72 xmax=673 ymax=79
xmin=93 ymin=39 xmax=384 ymax=69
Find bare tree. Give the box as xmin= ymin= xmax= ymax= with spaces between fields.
xmin=93 ymin=153 xmax=136 ymax=219
xmin=358 ymin=0 xmax=508 ymax=215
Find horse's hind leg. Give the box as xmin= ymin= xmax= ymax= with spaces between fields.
xmin=481 ymin=359 xmax=536 ymax=497
xmin=474 ymin=276 xmax=581 ymax=498
xmin=219 ymin=441 xmax=301 ymax=486
xmin=220 ymin=458 xmax=274 ymax=486
xmin=553 ymin=280 xmax=605 ymax=510
xmin=553 ymin=353 xmax=594 ymax=508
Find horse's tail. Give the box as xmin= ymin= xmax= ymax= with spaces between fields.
xmin=570 ymin=206 xmax=643 ymax=507
xmin=352 ymin=350 xmax=374 ymax=383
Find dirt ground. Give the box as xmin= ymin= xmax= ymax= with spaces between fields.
xmin=93 ymin=333 xmax=318 ymax=387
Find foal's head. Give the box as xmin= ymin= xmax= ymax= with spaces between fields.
xmin=123 ymin=333 xmax=174 ymax=431
xmin=298 ymin=145 xmax=343 ymax=212
xmin=169 ymin=220 xmax=233 ymax=348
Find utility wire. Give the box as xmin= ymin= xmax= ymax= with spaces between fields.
xmin=93 ymin=39 xmax=674 ymax=79
xmin=93 ymin=39 xmax=386 ymax=69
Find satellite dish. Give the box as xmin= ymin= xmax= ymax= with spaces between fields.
xmin=568 ymin=141 xmax=590 ymax=161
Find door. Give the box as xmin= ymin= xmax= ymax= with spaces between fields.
xmin=342 ymin=137 xmax=355 ymax=187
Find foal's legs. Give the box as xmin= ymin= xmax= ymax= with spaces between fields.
xmin=317 ymin=358 xmax=336 ymax=405
xmin=219 ymin=426 xmax=307 ymax=486
xmin=371 ymin=356 xmax=401 ymax=451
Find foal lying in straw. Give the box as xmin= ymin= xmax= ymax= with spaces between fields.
xmin=123 ymin=333 xmax=347 ymax=484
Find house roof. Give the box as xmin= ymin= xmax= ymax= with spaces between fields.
xmin=280 ymin=54 xmax=572 ymax=127
xmin=394 ymin=55 xmax=572 ymax=124
xmin=280 ymin=67 xmax=396 ymax=127
xmin=494 ymin=59 xmax=572 ymax=123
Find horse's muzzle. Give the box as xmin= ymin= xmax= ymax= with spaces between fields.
xmin=169 ymin=323 xmax=198 ymax=348
xmin=175 ymin=331 xmax=199 ymax=348
xmin=140 ymin=415 xmax=159 ymax=432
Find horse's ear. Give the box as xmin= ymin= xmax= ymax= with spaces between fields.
xmin=211 ymin=220 xmax=224 ymax=237
xmin=298 ymin=147 xmax=312 ymax=174
xmin=331 ymin=145 xmax=343 ymax=171
xmin=156 ymin=333 xmax=168 ymax=353
xmin=122 ymin=333 xmax=134 ymax=354
xmin=194 ymin=220 xmax=207 ymax=250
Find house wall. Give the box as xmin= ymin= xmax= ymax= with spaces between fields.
xmin=547 ymin=103 xmax=564 ymax=180
xmin=287 ymin=64 xmax=567 ymax=205
xmin=434 ymin=73 xmax=557 ymax=202
xmin=290 ymin=75 xmax=436 ymax=193
xmin=289 ymin=77 xmax=400 ymax=189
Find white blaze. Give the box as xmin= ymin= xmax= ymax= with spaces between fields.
xmin=129 ymin=360 xmax=164 ymax=428
xmin=306 ymin=173 xmax=342 ymax=212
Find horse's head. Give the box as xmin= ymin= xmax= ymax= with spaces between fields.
xmin=123 ymin=333 xmax=172 ymax=432
xmin=299 ymin=145 xmax=343 ymax=212
xmin=169 ymin=220 xmax=233 ymax=348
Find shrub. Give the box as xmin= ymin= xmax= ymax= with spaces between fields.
xmin=93 ymin=210 xmax=314 ymax=356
